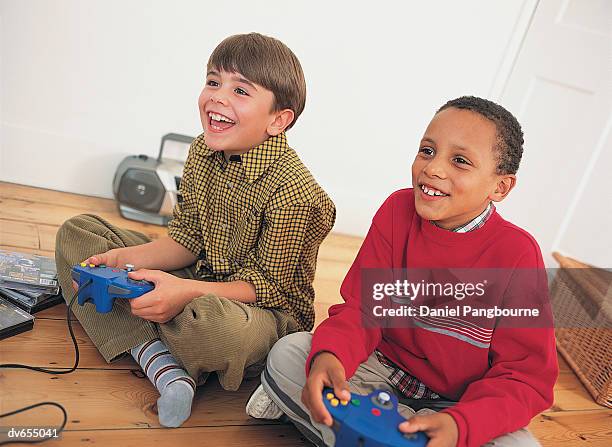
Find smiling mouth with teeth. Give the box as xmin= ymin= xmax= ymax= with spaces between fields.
xmin=420 ymin=184 xmax=450 ymax=197
xmin=208 ymin=112 xmax=236 ymax=131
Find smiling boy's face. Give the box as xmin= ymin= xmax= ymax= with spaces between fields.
xmin=198 ymin=69 xmax=293 ymax=154
xmin=411 ymin=107 xmax=515 ymax=229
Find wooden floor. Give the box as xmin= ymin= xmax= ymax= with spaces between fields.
xmin=0 ymin=181 xmax=610 ymax=446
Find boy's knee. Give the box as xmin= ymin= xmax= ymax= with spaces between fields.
xmin=56 ymin=214 xmax=87 ymax=253
xmin=63 ymin=214 xmax=98 ymax=228
xmin=56 ymin=214 xmax=98 ymax=245
xmin=266 ymin=331 xmax=312 ymax=377
xmin=56 ymin=215 xmax=77 ymax=241
xmin=485 ymin=428 xmax=540 ymax=447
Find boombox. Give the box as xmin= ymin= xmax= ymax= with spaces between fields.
xmin=113 ymin=133 xmax=194 ymax=226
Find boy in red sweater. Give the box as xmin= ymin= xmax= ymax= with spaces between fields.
xmin=246 ymin=96 xmax=558 ymax=446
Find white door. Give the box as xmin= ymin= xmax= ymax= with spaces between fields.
xmin=496 ymin=0 xmax=611 ymax=267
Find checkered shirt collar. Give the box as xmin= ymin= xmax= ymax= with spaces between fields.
xmin=432 ymin=201 xmax=494 ymax=233
xmin=192 ymin=132 xmax=289 ymax=183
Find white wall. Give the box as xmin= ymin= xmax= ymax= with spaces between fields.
xmin=8 ymin=1 xmax=607 ymax=269
xmin=496 ymin=0 xmax=612 ymax=268
xmin=0 ymin=0 xmax=527 ymax=234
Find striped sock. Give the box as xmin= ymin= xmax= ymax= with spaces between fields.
xmin=130 ymin=339 xmax=196 ymax=427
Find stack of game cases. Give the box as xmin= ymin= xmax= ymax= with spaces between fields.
xmin=0 ymin=249 xmax=63 ymax=340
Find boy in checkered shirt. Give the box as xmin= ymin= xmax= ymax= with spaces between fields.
xmin=55 ymin=33 xmax=335 ymax=428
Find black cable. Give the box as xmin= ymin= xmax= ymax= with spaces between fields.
xmin=0 ymin=279 xmax=89 ymax=373
xmin=0 ymin=403 xmax=67 ymax=446
xmin=0 ymin=279 xmax=92 ymax=445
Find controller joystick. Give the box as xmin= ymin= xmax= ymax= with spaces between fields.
xmin=71 ymin=263 xmax=154 ymax=313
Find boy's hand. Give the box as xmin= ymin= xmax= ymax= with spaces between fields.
xmin=71 ymin=248 xmax=135 ymax=292
xmin=301 ymin=352 xmax=350 ymax=427
xmin=71 ymin=248 xmax=127 ymax=292
xmin=399 ymin=413 xmax=458 ymax=447
xmin=83 ymin=248 xmax=127 ymax=269
xmin=127 ymin=269 xmax=194 ymax=323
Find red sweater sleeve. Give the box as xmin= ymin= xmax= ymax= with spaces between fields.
xmin=306 ymin=200 xmax=393 ymax=377
xmin=442 ymin=249 xmax=559 ymax=447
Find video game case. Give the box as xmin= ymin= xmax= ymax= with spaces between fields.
xmin=0 ymin=286 xmax=53 ymax=303
xmin=0 ymin=287 xmax=64 ymax=314
xmin=0 ymin=296 xmax=35 ymax=341
xmin=0 ymin=249 xmax=60 ymax=295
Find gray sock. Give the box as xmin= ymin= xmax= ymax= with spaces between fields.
xmin=130 ymin=339 xmax=196 ymax=427
xmin=157 ymin=380 xmax=196 ymax=427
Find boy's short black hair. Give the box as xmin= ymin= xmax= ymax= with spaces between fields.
xmin=437 ymin=96 xmax=524 ymax=175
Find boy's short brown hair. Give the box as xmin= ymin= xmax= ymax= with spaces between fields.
xmin=208 ymin=33 xmax=306 ymax=130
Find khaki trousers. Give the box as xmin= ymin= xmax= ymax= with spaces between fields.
xmin=55 ymin=214 xmax=298 ymax=390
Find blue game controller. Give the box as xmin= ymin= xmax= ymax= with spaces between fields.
xmin=71 ymin=263 xmax=154 ymax=313
xmin=322 ymin=388 xmax=428 ymax=447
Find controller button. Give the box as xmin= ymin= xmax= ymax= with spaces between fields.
xmin=80 ymin=262 xmax=86 ymax=267
xmin=330 ymin=398 xmax=339 ymax=407
xmin=326 ymin=392 xmax=334 ymax=400
xmin=403 ymin=433 xmax=417 ymax=440
xmin=112 ymin=269 xmax=120 ymax=272
xmin=89 ymin=263 xmax=95 ymax=268
xmin=351 ymin=399 xmax=360 ymax=406
xmin=100 ymin=264 xmax=106 ymax=268
xmin=371 ymin=408 xmax=381 ymax=417
xmin=340 ymin=399 xmax=348 ymax=406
